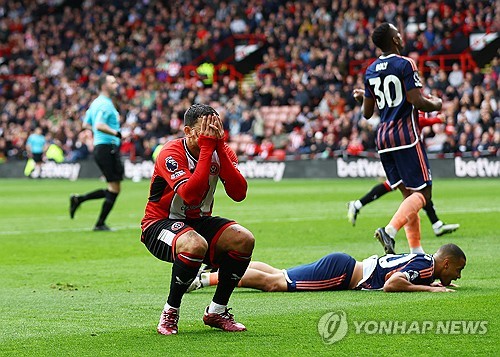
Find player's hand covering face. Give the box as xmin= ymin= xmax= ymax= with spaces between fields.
xmin=212 ymin=115 xmax=224 ymax=140
xmin=195 ymin=114 xmax=223 ymax=142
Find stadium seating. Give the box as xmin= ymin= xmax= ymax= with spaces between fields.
xmin=0 ymin=1 xmax=498 ymax=162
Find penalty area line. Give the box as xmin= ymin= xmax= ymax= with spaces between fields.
xmin=0 ymin=225 xmax=140 ymax=236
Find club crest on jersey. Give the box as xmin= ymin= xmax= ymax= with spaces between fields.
xmin=165 ymin=156 xmax=178 ymax=172
xmin=210 ymin=163 xmax=220 ymax=175
xmin=405 ymin=270 xmax=420 ymax=282
xmin=171 ymin=222 xmax=185 ymax=231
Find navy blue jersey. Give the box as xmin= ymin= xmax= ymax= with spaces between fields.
xmin=357 ymin=253 xmax=434 ymax=290
xmin=364 ymin=54 xmax=423 ymax=153
xmin=284 ymin=253 xmax=356 ymax=291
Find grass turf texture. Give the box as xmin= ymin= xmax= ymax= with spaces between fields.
xmin=0 ymin=178 xmax=498 ymax=356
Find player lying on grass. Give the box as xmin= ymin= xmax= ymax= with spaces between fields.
xmin=188 ymin=243 xmax=465 ymax=293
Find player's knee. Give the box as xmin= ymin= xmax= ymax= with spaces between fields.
xmin=217 ymin=225 xmax=255 ymax=255
xmin=108 ymin=182 xmax=120 ymax=194
xmin=176 ymin=231 xmax=208 ymax=256
xmin=224 ymin=226 xmax=255 ymax=253
xmin=234 ymin=230 xmax=255 ymax=254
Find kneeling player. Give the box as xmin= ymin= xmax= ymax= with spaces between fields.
xmin=141 ymin=105 xmax=254 ymax=335
xmin=188 ymin=243 xmax=465 ymax=293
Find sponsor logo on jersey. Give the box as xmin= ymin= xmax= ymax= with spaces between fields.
xmin=413 ymin=72 xmax=423 ymax=87
xmin=171 ymin=222 xmax=185 ymax=231
xmin=171 ymin=170 xmax=186 ymax=180
xmin=181 ymin=203 xmax=203 ymax=211
xmin=165 ymin=156 xmax=178 ymax=172
xmin=210 ymin=163 xmax=220 ymax=175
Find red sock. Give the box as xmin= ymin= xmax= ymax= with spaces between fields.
xmin=403 ymin=212 xmax=421 ymax=250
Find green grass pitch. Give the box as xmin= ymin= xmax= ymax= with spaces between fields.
xmin=0 ymin=178 xmax=498 ymax=356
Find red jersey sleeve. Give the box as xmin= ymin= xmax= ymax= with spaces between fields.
xmin=157 ymin=136 xmax=216 ymax=206
xmin=155 ymin=145 xmax=193 ymax=195
xmin=418 ymin=112 xmax=443 ymax=128
xmin=216 ymin=141 xmax=247 ymax=202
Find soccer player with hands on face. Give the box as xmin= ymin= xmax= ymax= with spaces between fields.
xmin=140 ymin=103 xmax=255 ymax=335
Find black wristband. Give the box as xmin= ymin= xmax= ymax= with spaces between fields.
xmin=115 ymin=131 xmax=122 ymax=139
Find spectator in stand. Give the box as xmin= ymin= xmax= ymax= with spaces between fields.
xmin=448 ymin=63 xmax=464 ymax=88
xmin=309 ymin=131 xmax=328 ymax=158
xmin=0 ymin=0 xmax=498 ymax=164
xmin=490 ymin=131 xmax=500 ymax=155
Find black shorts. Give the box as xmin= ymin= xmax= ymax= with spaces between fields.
xmin=93 ymin=144 xmax=124 ymax=182
xmin=141 ymin=216 xmax=236 ymax=265
xmin=32 ymin=153 xmax=43 ymax=163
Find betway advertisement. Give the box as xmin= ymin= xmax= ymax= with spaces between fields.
xmin=0 ymin=157 xmax=498 ymax=181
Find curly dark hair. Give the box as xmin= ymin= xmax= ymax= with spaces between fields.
xmin=371 ymin=22 xmax=393 ymax=51
xmin=183 ymin=103 xmax=219 ymax=127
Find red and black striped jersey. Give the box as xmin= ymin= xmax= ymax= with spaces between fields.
xmin=141 ymin=138 xmax=240 ymax=231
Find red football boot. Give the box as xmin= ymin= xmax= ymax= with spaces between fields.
xmin=157 ymin=308 xmax=179 ymax=335
xmin=203 ymin=307 xmax=247 ymax=332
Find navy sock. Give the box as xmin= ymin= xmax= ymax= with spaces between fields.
xmin=423 ymin=200 xmax=439 ymax=225
xmin=360 ymin=183 xmax=391 ymax=206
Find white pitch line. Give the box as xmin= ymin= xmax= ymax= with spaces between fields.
xmin=0 ymin=225 xmax=140 ymax=236
xmin=0 ymin=207 xmax=498 ymax=235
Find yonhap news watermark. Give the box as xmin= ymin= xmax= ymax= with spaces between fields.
xmin=317 ymin=310 xmax=488 ymax=344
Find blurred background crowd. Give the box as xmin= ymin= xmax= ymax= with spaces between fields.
xmin=0 ymin=0 xmax=498 ymax=164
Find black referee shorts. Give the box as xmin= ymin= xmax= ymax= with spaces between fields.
xmin=32 ymin=153 xmax=43 ymax=163
xmin=93 ymin=144 xmax=124 ymax=182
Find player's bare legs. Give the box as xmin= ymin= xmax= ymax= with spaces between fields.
xmin=248 ymin=261 xmax=283 ymax=274
xmin=238 ymin=269 xmax=287 ymax=291
xmin=189 ymin=265 xmax=288 ymax=292
xmin=377 ymin=185 xmax=430 ymax=254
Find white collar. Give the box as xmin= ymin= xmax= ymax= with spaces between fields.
xmin=379 ymin=54 xmax=397 ymax=59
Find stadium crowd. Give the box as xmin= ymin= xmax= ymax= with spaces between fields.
xmin=0 ymin=0 xmax=498 ymax=164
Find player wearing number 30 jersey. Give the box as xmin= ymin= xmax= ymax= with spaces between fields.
xmin=353 ymin=23 xmax=443 ymax=256
xmin=364 ymin=52 xmax=423 ymax=153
